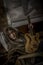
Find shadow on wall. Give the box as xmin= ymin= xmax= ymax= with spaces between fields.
xmin=33 ymin=21 xmax=43 ymax=33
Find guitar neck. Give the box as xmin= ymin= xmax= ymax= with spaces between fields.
xmin=27 ymin=16 xmax=34 ymax=35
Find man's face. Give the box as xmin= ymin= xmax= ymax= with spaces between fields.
xmin=8 ymin=30 xmax=16 ymax=40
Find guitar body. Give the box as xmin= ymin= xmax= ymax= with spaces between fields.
xmin=25 ymin=33 xmax=40 ymax=53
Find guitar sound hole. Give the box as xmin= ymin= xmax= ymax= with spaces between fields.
xmin=33 ymin=44 xmax=37 ymax=48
